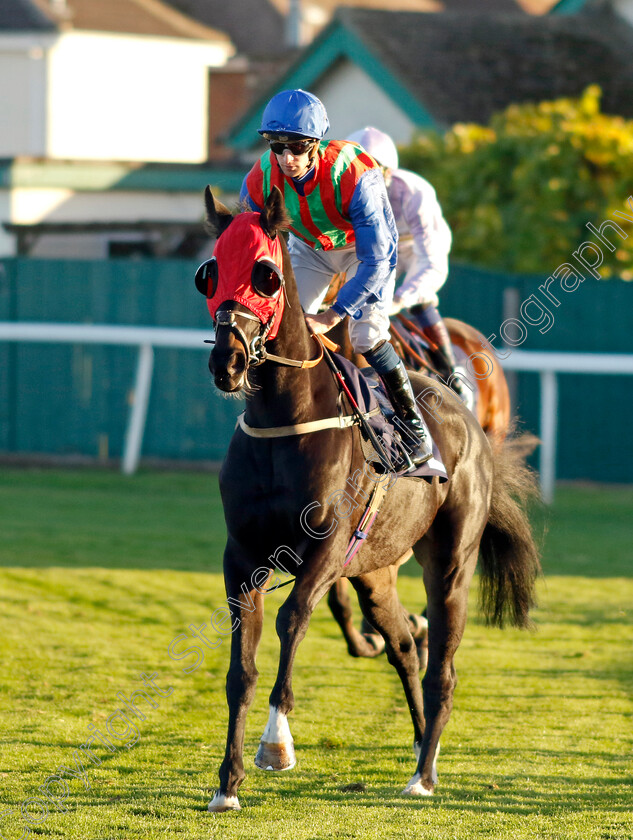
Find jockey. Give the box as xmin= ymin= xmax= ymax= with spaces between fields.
xmin=240 ymin=89 xmax=434 ymax=466
xmin=346 ymin=126 xmax=465 ymax=398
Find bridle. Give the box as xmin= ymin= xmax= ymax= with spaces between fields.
xmin=210 ymin=288 xmax=394 ymax=470
xmin=213 ymin=308 xmax=270 ymax=369
xmin=210 ymin=305 xmax=325 ymax=370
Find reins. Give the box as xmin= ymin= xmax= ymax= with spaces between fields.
xmin=262 ymin=333 xmax=324 ymax=369
xmin=217 ymin=317 xmax=399 ymax=472
xmin=318 ymin=340 xmax=397 ymax=472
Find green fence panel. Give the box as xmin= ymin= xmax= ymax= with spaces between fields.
xmin=414 ymin=263 xmax=633 ymax=483
xmin=0 ymin=260 xmax=16 ymax=451
xmin=507 ymin=273 xmax=633 ymax=482
xmin=441 ymin=263 xmax=509 ymax=339
xmin=2 ymin=258 xmax=240 ymax=462
xmin=1 ymin=257 xmax=631 ymax=481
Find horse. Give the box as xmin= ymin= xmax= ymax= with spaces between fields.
xmin=325 ymin=307 xmax=514 ymax=662
xmin=200 ymin=185 xmax=540 ymax=812
xmin=391 ymin=314 xmax=511 ymax=441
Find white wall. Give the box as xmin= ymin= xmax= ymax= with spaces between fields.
xmin=0 ymin=36 xmax=51 ymax=158
xmin=315 ymin=58 xmax=417 ymax=146
xmin=0 ymin=186 xmax=211 ymax=257
xmin=613 ymin=0 xmax=633 ymax=24
xmin=0 ymin=191 xmax=14 ymax=255
xmin=47 ymin=31 xmax=231 ymax=163
xmin=10 ymin=187 xmax=205 ymax=222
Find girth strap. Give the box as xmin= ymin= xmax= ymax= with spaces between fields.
xmin=237 ymin=407 xmax=381 ymax=439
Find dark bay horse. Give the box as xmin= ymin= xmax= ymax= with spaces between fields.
xmin=201 ymin=186 xmax=540 ymax=812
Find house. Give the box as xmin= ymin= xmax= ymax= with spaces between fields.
xmin=173 ymin=0 xmax=571 ymax=56
xmin=225 ymin=3 xmax=633 ymax=157
xmin=0 ymin=0 xmax=235 ymax=163
xmin=171 ymin=0 xmax=541 ymax=131
xmin=0 ymin=0 xmax=244 ymax=257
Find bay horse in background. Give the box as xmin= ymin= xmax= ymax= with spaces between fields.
xmin=201 ymin=185 xmax=540 ymax=812
xmin=323 ymin=273 xmax=512 ymax=442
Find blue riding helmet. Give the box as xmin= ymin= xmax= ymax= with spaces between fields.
xmin=258 ymin=89 xmax=329 ymax=140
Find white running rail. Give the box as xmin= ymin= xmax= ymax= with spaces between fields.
xmin=1 ymin=322 xmax=632 ymax=501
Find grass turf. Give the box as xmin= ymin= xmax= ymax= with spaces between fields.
xmin=0 ymin=468 xmax=631 ymax=839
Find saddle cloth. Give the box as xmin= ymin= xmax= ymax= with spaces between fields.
xmin=332 ymin=353 xmax=448 ymax=484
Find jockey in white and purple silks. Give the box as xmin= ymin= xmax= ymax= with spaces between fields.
xmin=240 ymin=89 xmax=434 ymax=466
xmin=347 ymin=127 xmax=464 ymax=398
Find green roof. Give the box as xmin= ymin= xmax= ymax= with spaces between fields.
xmin=0 ymin=160 xmax=245 ymax=194
xmin=550 ymin=0 xmax=589 ymax=12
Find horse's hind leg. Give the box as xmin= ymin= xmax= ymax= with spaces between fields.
xmin=360 ymin=608 xmax=428 ymax=668
xmin=209 ymin=556 xmax=267 ymax=813
xmin=330 ymin=550 xmax=425 ymax=661
xmin=327 ymin=579 xmax=385 ymax=657
xmin=403 ymin=528 xmax=479 ymax=796
xmin=351 ymin=567 xmax=425 ymax=749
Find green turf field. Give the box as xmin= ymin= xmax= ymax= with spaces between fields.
xmin=0 ymin=468 xmax=631 ymax=840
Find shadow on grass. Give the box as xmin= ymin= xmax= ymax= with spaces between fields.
xmin=228 ymin=764 xmax=633 ymax=818
xmin=168 ymin=734 xmax=633 ymax=817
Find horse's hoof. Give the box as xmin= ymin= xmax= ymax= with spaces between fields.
xmin=255 ymin=706 xmax=296 ymax=770
xmin=402 ymin=772 xmax=434 ymax=797
xmin=254 ymin=739 xmax=296 ymax=771
xmin=363 ymin=633 xmax=386 ymax=655
xmin=208 ymin=790 xmax=241 ymax=812
xmin=407 ymin=613 xmax=428 ymax=638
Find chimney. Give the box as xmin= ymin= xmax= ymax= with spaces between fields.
xmin=285 ymin=0 xmax=302 ymax=48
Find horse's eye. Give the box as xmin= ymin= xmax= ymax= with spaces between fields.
xmin=194 ymin=258 xmax=219 ymax=298
xmin=252 ymin=261 xmax=282 ymax=298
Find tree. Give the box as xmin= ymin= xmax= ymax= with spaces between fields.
xmin=399 ymin=87 xmax=633 ymax=278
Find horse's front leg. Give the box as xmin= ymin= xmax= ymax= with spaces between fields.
xmin=255 ymin=568 xmax=336 ymax=771
xmin=209 ymin=554 xmax=268 ymax=813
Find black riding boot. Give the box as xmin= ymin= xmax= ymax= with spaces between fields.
xmin=379 ymin=361 xmax=433 ymax=466
xmin=413 ymin=311 xmax=466 ymax=399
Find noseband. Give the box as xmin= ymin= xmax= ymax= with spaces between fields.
xmin=215 ymin=308 xmax=269 ymax=368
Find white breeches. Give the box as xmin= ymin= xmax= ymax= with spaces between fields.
xmin=396 ymin=236 xmax=449 ymax=309
xmin=288 ymin=234 xmax=395 ymax=355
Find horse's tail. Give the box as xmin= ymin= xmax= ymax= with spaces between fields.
xmin=478 ymin=433 xmax=542 ymax=629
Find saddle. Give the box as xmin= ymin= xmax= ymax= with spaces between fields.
xmin=331 ymin=353 xmax=448 ymax=484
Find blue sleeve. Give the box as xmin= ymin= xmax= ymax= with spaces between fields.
xmin=239 ymin=175 xmax=261 ymax=211
xmin=331 ymin=168 xmax=398 ymax=318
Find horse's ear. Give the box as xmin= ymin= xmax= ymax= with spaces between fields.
xmin=260 ymin=185 xmax=292 ymax=240
xmin=204 ymin=186 xmax=233 ymax=237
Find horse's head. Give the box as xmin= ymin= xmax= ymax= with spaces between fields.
xmin=196 ymin=186 xmax=291 ymax=392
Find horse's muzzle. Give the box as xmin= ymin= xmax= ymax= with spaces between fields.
xmin=209 ymin=347 xmax=247 ymax=392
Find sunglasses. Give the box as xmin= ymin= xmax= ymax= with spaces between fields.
xmin=268 ymin=139 xmax=315 ymax=156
